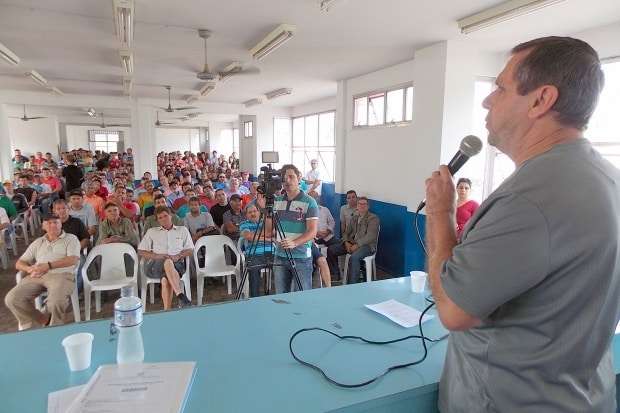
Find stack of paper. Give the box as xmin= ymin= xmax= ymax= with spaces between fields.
xmin=366 ymin=299 xmax=434 ymax=328
xmin=48 ymin=362 xmax=196 ymax=413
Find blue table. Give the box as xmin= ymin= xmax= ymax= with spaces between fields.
xmin=0 ymin=278 xmax=619 ymax=412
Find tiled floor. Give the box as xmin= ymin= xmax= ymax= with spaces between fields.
xmin=0 ymin=237 xmax=390 ymax=334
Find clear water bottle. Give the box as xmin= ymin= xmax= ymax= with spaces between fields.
xmin=113 ymin=286 xmax=144 ymax=364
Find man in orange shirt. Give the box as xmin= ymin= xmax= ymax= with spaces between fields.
xmin=84 ymin=181 xmax=105 ymax=219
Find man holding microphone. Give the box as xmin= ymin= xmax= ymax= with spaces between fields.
xmin=425 ymin=37 xmax=620 ymax=412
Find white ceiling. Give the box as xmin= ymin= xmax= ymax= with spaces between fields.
xmin=0 ymin=0 xmax=618 ymax=110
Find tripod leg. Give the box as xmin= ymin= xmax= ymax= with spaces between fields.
xmin=272 ymin=212 xmax=305 ymax=292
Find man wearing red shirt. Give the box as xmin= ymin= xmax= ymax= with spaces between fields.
xmin=41 ymin=168 xmax=62 ymax=194
xmin=33 ymin=152 xmax=45 ymax=168
xmin=109 ymin=153 xmax=121 ymax=169
xmin=107 ymin=185 xmax=139 ymax=222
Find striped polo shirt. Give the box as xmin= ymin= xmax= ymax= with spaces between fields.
xmin=273 ymin=191 xmax=318 ymax=259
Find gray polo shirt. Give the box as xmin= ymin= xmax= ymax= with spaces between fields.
xmin=439 ymin=139 xmax=620 ymax=412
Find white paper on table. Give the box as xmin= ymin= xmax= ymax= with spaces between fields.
xmin=615 ymin=321 xmax=620 ymax=335
xmin=366 ymin=299 xmax=434 ymax=328
xmin=47 ymin=385 xmax=85 ymax=413
xmin=66 ymin=362 xmax=196 ymax=413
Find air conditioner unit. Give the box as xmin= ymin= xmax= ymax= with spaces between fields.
xmin=119 ymin=49 xmax=133 ymax=74
xmin=250 ymin=24 xmax=296 ymax=61
xmin=199 ymin=82 xmax=216 ymax=97
xmin=265 ymin=88 xmax=292 ymax=100
xmin=25 ymin=70 xmax=48 ymax=87
xmin=243 ymin=98 xmax=262 ymax=108
xmin=122 ymin=77 xmax=132 ymax=95
xmin=457 ymin=0 xmax=566 ymax=34
xmin=0 ymin=42 xmax=20 ymax=66
xmin=113 ymin=0 xmax=134 ymax=48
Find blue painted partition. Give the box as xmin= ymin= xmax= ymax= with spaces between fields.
xmin=320 ymin=183 xmax=426 ymax=277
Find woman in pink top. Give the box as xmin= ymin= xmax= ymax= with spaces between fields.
xmin=455 ymin=178 xmax=479 ymax=238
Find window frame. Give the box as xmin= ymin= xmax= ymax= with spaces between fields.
xmin=88 ymin=129 xmax=122 ymax=153
xmin=291 ymin=109 xmax=336 ymax=182
xmin=243 ymin=121 xmax=254 ymax=138
xmin=353 ymin=82 xmax=413 ymax=129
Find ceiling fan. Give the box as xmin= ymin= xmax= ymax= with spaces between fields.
xmin=155 ymin=111 xmax=174 ymax=127
xmin=158 ymin=85 xmax=197 ymax=113
xmin=10 ymin=105 xmax=47 ymax=121
xmin=97 ymin=113 xmax=122 ymax=129
xmin=196 ymin=29 xmax=260 ymax=83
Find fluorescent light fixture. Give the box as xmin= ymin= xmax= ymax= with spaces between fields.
xmin=25 ymin=70 xmax=48 ymax=87
xmin=186 ymin=95 xmax=198 ymax=104
xmin=0 ymin=41 xmax=20 ymax=66
xmin=458 ymin=0 xmax=566 ymax=34
xmin=320 ymin=0 xmax=345 ymax=12
xmin=119 ymin=49 xmax=133 ymax=74
xmin=199 ymin=82 xmax=216 ymax=97
xmin=49 ymin=86 xmax=64 ymax=96
xmin=250 ymin=24 xmax=296 ymax=61
xmin=113 ymin=0 xmax=134 ymax=48
xmin=122 ymin=77 xmax=132 ymax=95
xmin=87 ymin=108 xmax=97 ymax=117
xmin=265 ymin=87 xmax=292 ymax=100
xmin=243 ymin=98 xmax=262 ymax=108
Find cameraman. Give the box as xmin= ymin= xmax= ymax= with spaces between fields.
xmin=267 ymin=164 xmax=318 ymax=293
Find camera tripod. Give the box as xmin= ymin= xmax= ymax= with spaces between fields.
xmin=235 ymin=199 xmax=304 ymax=300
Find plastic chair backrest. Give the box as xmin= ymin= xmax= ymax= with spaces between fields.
xmin=83 ymin=243 xmax=138 ymax=283
xmin=194 ymin=235 xmax=238 ymax=271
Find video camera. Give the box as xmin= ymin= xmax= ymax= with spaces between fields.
xmin=258 ymin=151 xmax=282 ymax=205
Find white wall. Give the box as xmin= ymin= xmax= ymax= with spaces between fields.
xmin=573 ymin=21 xmax=620 ymax=60
xmin=208 ymin=122 xmax=234 ymax=155
xmin=8 ymin=117 xmax=60 ymax=157
xmin=154 ymin=128 xmax=200 ymax=154
xmin=65 ymin=125 xmax=132 ymax=151
xmin=291 ymin=96 xmax=336 ymax=117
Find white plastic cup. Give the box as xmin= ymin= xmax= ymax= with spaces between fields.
xmin=61 ymin=333 xmax=94 ymax=371
xmin=410 ymin=271 xmax=427 ymax=293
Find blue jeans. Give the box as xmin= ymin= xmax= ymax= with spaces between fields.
xmin=274 ymin=256 xmax=313 ymax=294
xmin=346 ymin=245 xmax=372 ymax=284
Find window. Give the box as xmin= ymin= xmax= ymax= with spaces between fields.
xmin=292 ymin=111 xmax=336 ymax=182
xmin=244 ymin=121 xmax=253 ymax=138
xmin=353 ymin=84 xmax=413 ymax=127
xmin=273 ymin=117 xmax=292 ymax=168
xmin=88 ymin=130 xmax=120 ymax=153
xmin=587 ymin=60 xmax=620 ymax=168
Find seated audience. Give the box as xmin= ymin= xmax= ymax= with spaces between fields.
xmin=166 ymin=180 xmax=183 ymax=206
xmin=222 ymin=193 xmax=243 ymax=234
xmin=176 ymin=189 xmax=208 ymax=219
xmin=340 ymin=190 xmax=358 ymax=236
xmin=84 ymin=181 xmax=105 ymax=219
xmin=0 ymin=191 xmax=17 ymax=218
xmin=52 ymin=199 xmax=90 ymax=290
xmin=183 ymin=197 xmax=217 ymax=242
xmin=68 ymin=189 xmax=98 ymax=237
xmin=327 ymin=197 xmax=379 ymax=283
xmin=5 ymin=214 xmax=80 ymax=328
xmin=144 ymin=195 xmax=183 ymax=232
xmin=172 ymin=183 xmax=193 ymax=211
xmin=138 ymin=206 xmax=193 ymax=310
xmin=107 ymin=185 xmax=139 ymax=222
xmin=15 ymin=175 xmax=37 ymax=205
xmin=3 ymin=180 xmax=29 ymax=213
xmin=210 ymin=189 xmax=231 ymax=228
xmin=225 ymin=178 xmax=248 ymax=197
xmin=241 ymin=181 xmax=259 ymax=208
xmin=214 ymin=173 xmax=228 ymax=190
xmin=97 ymin=203 xmax=139 ymax=249
xmin=137 ymin=180 xmax=155 ymax=217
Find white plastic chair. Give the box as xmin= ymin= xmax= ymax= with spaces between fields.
xmin=15 ymin=270 xmax=81 ymax=330
xmin=140 ymin=255 xmax=192 ymax=311
xmin=194 ymin=235 xmax=240 ymax=305
xmin=13 ymin=212 xmax=30 ymax=246
xmin=342 ymin=225 xmax=380 ymax=285
xmin=1 ymin=227 xmax=18 ymax=256
xmin=0 ymin=240 xmax=9 ymax=270
xmin=81 ymin=243 xmax=138 ymax=320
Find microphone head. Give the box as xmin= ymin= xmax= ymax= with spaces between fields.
xmin=460 ymin=135 xmax=483 ymax=158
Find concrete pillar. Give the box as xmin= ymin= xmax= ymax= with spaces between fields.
xmin=130 ymin=100 xmax=157 ymax=177
xmin=0 ymin=104 xmax=13 ymax=180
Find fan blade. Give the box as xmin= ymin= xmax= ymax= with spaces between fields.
xmin=27 ymin=117 xmax=47 ymax=120
xmin=174 ymin=106 xmax=198 ymax=111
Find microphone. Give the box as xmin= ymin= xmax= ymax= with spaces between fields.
xmin=417 ymin=135 xmax=483 ymax=212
